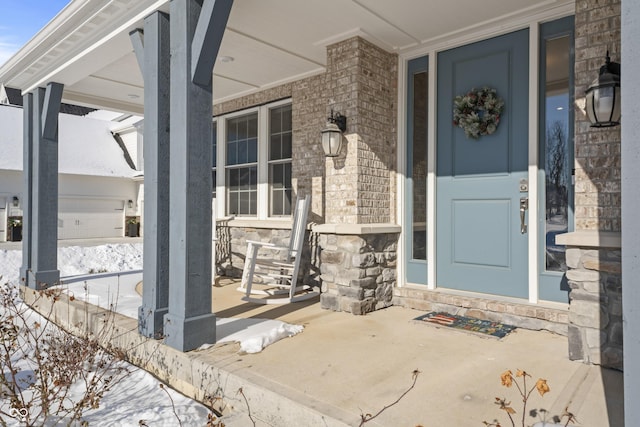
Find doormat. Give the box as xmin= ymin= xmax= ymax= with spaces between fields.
xmin=413 ymin=312 xmax=516 ymax=339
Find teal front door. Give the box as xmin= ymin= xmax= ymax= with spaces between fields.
xmin=436 ymin=29 xmax=529 ymax=298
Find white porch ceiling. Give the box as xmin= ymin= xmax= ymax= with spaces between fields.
xmin=0 ymin=0 xmax=573 ymax=114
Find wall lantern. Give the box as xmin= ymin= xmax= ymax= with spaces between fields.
xmin=585 ymin=51 xmax=621 ymax=128
xmin=321 ymin=110 xmax=347 ymax=157
xmin=128 ymin=199 xmax=134 ymax=209
xmin=12 ymin=196 xmax=19 ymax=207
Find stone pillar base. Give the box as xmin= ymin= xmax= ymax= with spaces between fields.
xmin=564 ymin=245 xmax=622 ymax=370
xmin=315 ymin=227 xmax=399 ymax=315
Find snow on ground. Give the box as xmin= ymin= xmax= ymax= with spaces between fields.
xmin=1 ymin=245 xmax=211 ymax=426
xmin=60 ymin=271 xmax=304 ymax=353
xmin=0 ymin=242 xmax=304 ymax=425
xmin=0 ymin=243 xmax=144 ymax=285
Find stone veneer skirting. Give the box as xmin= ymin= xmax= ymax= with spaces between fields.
xmin=558 ymin=231 xmax=622 ymax=371
xmin=315 ymin=225 xmax=400 ymax=315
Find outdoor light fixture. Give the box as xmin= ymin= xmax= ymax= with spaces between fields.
xmin=12 ymin=196 xmax=19 ymax=207
xmin=585 ymin=51 xmax=621 ymax=128
xmin=321 ymin=110 xmax=347 ymax=157
xmin=128 ymin=199 xmax=134 ymax=209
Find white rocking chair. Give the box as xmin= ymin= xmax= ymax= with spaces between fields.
xmin=238 ymin=195 xmax=319 ymax=304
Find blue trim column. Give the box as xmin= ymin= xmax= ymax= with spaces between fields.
xmin=131 ymin=12 xmax=172 ymax=339
xmin=20 ymin=92 xmax=34 ymax=286
xmin=163 ymin=0 xmax=232 ymax=351
xmin=20 ymin=83 xmax=63 ymax=289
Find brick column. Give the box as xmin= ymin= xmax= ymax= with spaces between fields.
xmin=318 ymin=37 xmax=400 ymax=314
xmin=324 ymin=37 xmax=397 ymax=225
xmin=564 ymin=0 xmax=622 ymax=369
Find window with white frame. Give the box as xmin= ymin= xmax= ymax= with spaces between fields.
xmin=215 ymin=100 xmax=293 ymax=218
xmin=226 ymin=112 xmax=258 ymax=215
xmin=269 ymin=104 xmax=293 ymax=216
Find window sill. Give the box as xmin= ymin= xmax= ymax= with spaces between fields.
xmin=312 ymin=223 xmax=401 ymax=235
xmin=224 ymin=218 xmax=293 ymax=229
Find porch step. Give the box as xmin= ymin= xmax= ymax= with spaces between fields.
xmin=394 ymin=287 xmax=569 ymax=336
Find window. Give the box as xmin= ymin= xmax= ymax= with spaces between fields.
xmin=269 ymin=104 xmax=292 ymax=216
xmin=542 ymin=34 xmax=572 ymax=273
xmin=226 ymin=112 xmax=258 ymax=216
xmin=215 ymin=100 xmax=293 ymax=218
xmin=410 ymin=69 xmax=428 ymax=261
xmin=538 ymin=16 xmax=574 ymax=303
xmin=405 ymin=55 xmax=429 ymax=285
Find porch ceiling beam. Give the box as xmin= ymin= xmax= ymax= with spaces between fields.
xmin=190 ymin=0 xmax=233 ymax=86
xmin=130 ymin=28 xmax=145 ymax=74
xmin=61 ymin=90 xmax=145 ymax=116
xmin=41 ymin=82 xmax=64 ymax=141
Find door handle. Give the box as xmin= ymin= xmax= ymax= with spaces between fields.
xmin=519 ymin=197 xmax=528 ymax=234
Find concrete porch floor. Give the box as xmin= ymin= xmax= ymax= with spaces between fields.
xmin=30 ymin=273 xmax=624 ymax=426
xmin=195 ymin=278 xmax=623 ymax=426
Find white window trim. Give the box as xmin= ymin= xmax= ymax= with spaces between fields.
xmin=214 ymin=98 xmax=293 ymax=220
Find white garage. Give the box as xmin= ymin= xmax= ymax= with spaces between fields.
xmin=0 ymin=102 xmax=142 ymax=243
xmin=58 ymin=198 xmax=126 ymax=239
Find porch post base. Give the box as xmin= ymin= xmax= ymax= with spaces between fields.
xmin=138 ymin=305 xmax=169 ymax=339
xmin=28 ymin=269 xmax=60 ymax=290
xmin=20 ymin=267 xmax=30 ymax=287
xmin=163 ymin=312 xmax=216 ymax=352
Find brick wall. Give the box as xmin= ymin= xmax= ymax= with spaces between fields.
xmin=212 ymin=37 xmax=399 ymax=315
xmin=574 ymin=0 xmax=621 ymax=232
xmin=566 ymin=0 xmax=622 ymax=370
xmin=291 ymin=74 xmax=328 ymax=224
xmin=325 ymin=37 xmax=398 ymax=224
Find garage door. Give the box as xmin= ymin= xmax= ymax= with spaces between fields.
xmin=58 ymin=198 xmax=125 ymax=239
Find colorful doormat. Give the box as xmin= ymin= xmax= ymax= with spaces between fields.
xmin=413 ymin=312 xmax=516 ymax=339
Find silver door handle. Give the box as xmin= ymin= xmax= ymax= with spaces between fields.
xmin=520 ymin=197 xmax=528 ymax=234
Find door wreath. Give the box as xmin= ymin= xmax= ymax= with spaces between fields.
xmin=453 ymin=87 xmax=504 ymax=139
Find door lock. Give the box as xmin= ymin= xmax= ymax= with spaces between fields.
xmin=519 ymin=178 xmax=528 ymax=193
xmin=519 ymin=197 xmax=529 ymax=234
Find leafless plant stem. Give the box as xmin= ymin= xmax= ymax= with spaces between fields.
xmin=358 ymin=369 xmax=421 ymax=426
xmin=237 ymin=387 xmax=257 ymax=427
xmin=159 ymin=383 xmax=183 ymax=427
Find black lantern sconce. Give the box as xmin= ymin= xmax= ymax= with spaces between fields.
xmin=12 ymin=196 xmax=19 ymax=207
xmin=321 ymin=109 xmax=347 ymax=157
xmin=128 ymin=199 xmax=134 ymax=209
xmin=585 ymin=51 xmax=621 ymax=128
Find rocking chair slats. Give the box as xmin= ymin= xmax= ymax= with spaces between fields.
xmin=238 ymin=195 xmax=319 ymax=304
